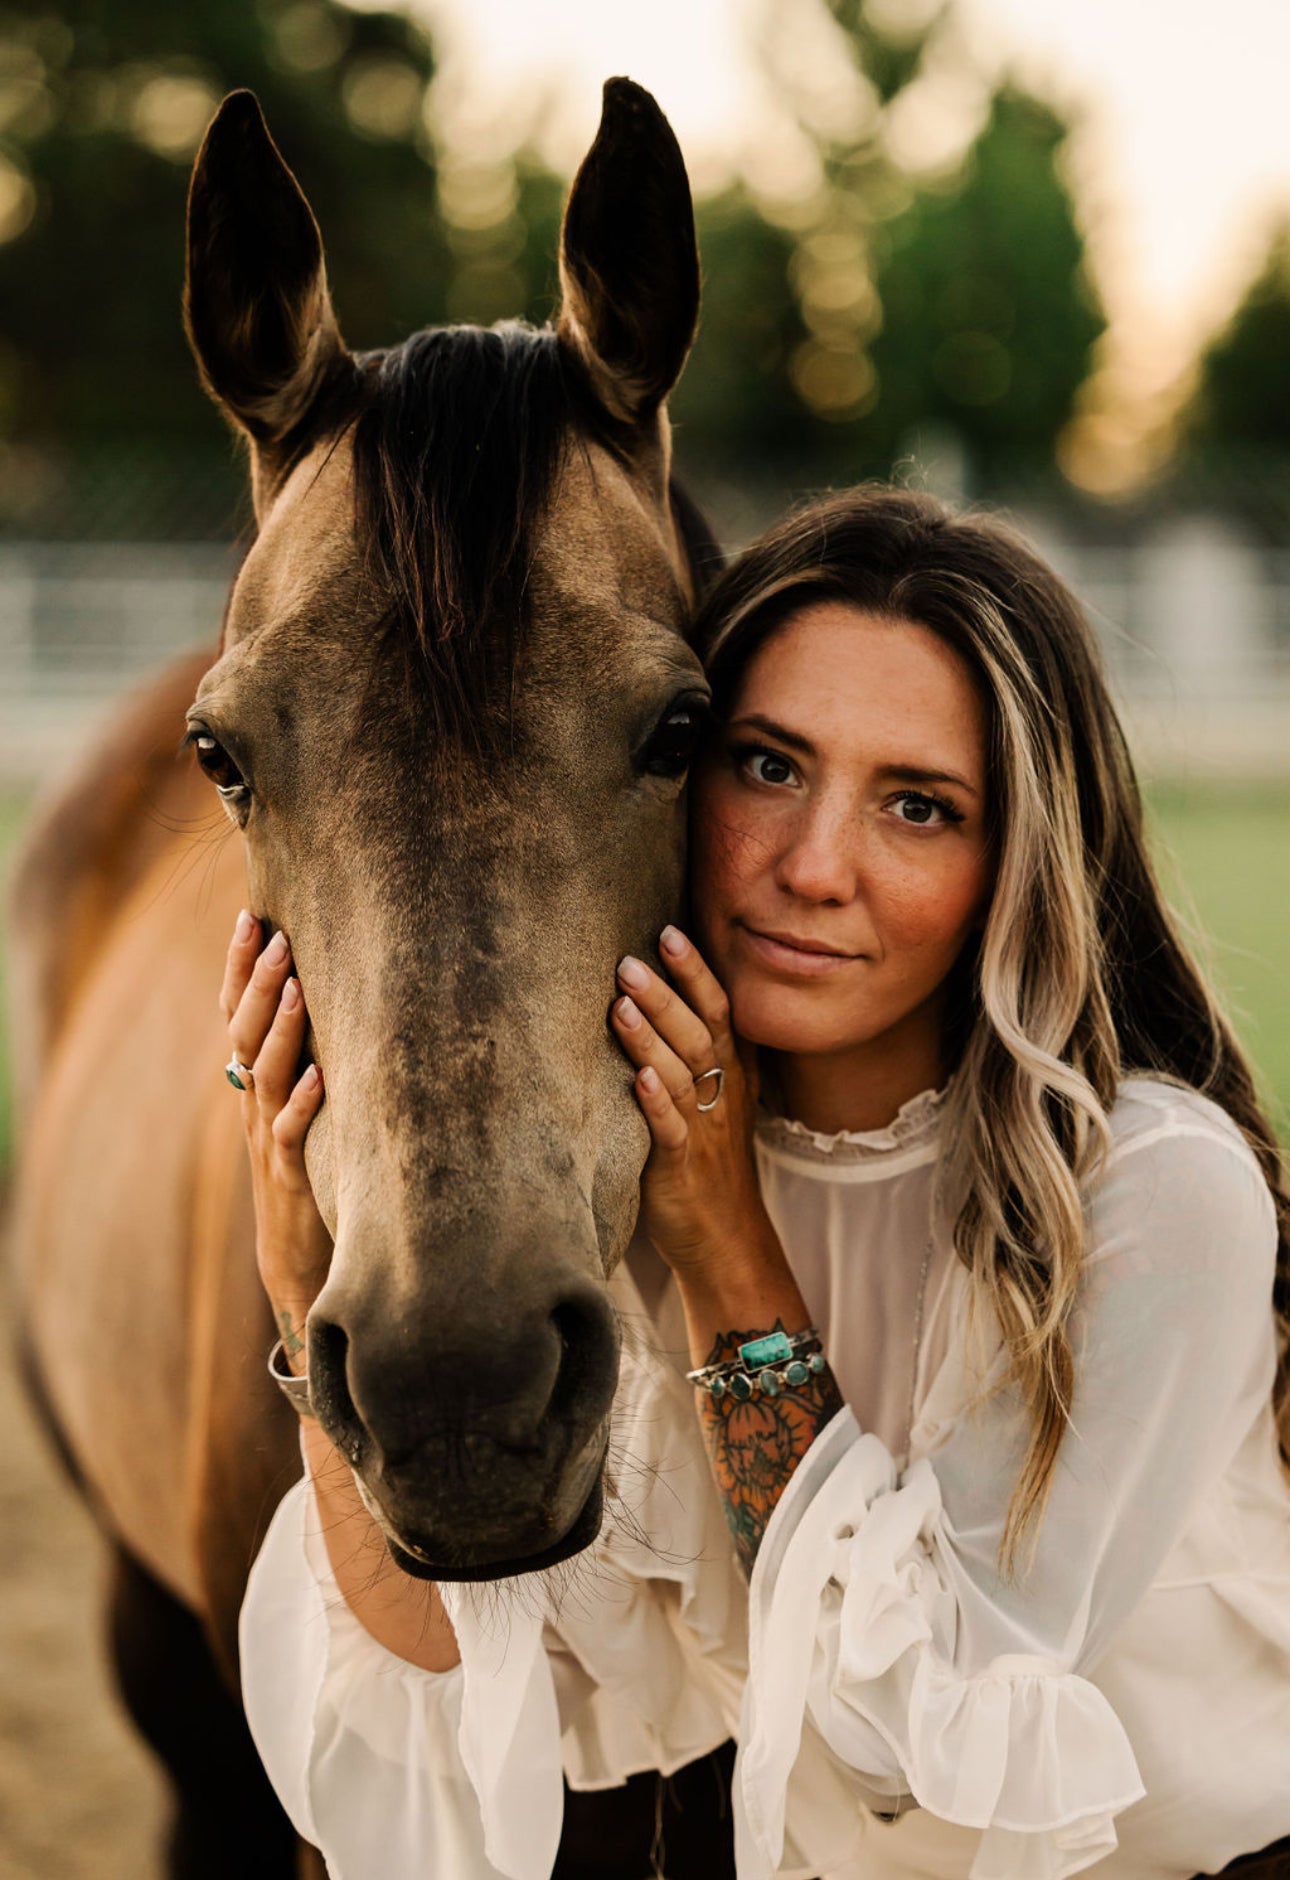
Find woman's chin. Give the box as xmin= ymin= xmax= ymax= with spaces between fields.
xmin=729 ymin=983 xmax=864 ymax=1057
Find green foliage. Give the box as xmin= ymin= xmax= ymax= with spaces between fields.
xmin=671 ymin=190 xmax=809 ymax=465
xmin=821 ymin=0 xmax=949 ymax=106
xmin=672 ymin=21 xmax=1104 ymax=492
xmin=1184 ymin=222 xmax=1290 ymax=457
xmin=0 ymin=0 xmax=452 ymax=529
xmin=863 ymin=87 xmax=1104 ymax=481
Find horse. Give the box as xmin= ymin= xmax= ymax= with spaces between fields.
xmin=7 ymin=79 xmax=724 ymax=1877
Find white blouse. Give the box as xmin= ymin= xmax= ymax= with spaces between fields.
xmin=240 ymin=1078 xmax=1290 ymax=1879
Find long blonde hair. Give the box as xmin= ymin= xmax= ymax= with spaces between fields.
xmin=696 ymin=487 xmax=1290 ymax=1568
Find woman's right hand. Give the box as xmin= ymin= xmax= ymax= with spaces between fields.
xmin=221 ymin=909 xmax=331 ymax=1368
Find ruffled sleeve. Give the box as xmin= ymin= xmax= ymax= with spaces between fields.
xmin=239 ymin=1461 xmax=564 ymax=1880
xmin=735 ymin=1113 xmax=1278 ymax=1880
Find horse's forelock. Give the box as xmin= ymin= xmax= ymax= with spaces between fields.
xmin=333 ymin=321 xmax=720 ymax=758
xmin=344 ymin=323 xmax=596 ymax=754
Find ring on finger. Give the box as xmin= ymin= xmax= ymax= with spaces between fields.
xmin=694 ymin=1066 xmax=725 ymax=1113
xmin=225 ymin=1050 xmax=254 ymax=1092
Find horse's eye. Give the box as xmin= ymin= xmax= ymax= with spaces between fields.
xmin=639 ymin=692 xmax=709 ymax=780
xmin=187 ymin=730 xmax=250 ymax=804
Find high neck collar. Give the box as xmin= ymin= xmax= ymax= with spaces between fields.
xmin=756 ymin=1082 xmax=949 ymax=1162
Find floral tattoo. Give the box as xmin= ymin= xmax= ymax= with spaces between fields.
xmin=697 ymin=1319 xmax=844 ymax=1578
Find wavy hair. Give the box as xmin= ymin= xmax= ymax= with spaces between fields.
xmin=695 ymin=487 xmax=1290 ymax=1568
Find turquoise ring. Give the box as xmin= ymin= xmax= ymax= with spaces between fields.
xmin=225 ymin=1052 xmax=253 ymax=1092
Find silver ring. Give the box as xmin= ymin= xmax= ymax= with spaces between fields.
xmin=694 ymin=1066 xmax=725 ymax=1112
xmin=225 ymin=1051 xmax=254 ymax=1092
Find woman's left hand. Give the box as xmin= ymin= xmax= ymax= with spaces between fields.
xmin=612 ymin=925 xmax=779 ymax=1281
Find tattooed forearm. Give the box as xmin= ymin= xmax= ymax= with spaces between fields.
xmin=278 ymin=1308 xmax=305 ymax=1364
xmin=696 ymin=1321 xmax=844 ymax=1578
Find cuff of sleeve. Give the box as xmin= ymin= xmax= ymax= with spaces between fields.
xmin=243 ymin=1464 xmax=562 ymax=1880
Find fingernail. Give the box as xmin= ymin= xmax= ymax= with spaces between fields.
xmin=617 ymin=955 xmax=650 ymax=991
xmin=235 ymin=909 xmax=256 ymax=944
xmin=616 ymin=995 xmax=642 ymax=1029
xmin=265 ymin=930 xmax=289 ymax=965
xmin=303 ymin=1063 xmax=322 ymax=1091
xmin=282 ymin=977 xmax=301 ymax=1012
xmin=660 ymin=926 xmax=687 ymax=958
xmin=639 ymin=1066 xmax=660 ymax=1093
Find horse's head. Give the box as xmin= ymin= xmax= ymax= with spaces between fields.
xmin=184 ymin=85 xmax=709 ymax=1578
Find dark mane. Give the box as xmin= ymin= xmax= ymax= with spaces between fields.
xmin=345 ymin=320 xmax=720 ymax=752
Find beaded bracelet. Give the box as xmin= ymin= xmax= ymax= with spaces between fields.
xmin=686 ymin=1326 xmax=827 ymax=1402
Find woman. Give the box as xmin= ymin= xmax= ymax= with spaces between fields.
xmin=226 ymin=488 xmax=1290 ymax=1878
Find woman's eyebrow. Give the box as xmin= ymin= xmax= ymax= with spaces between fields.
xmin=727 ymin=712 xmax=816 ymax=754
xmin=877 ymin=763 xmax=980 ymax=797
xmin=728 ymin=715 xmax=980 ymax=797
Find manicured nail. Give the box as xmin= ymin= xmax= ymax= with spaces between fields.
xmin=235 ymin=908 xmax=256 ymax=944
xmin=617 ymin=955 xmax=650 ymax=992
xmin=265 ymin=930 xmax=289 ymax=965
xmin=659 ymin=926 xmax=687 ymax=958
xmin=616 ymin=996 xmax=642 ymax=1028
xmin=282 ymin=977 xmax=301 ymax=1012
xmin=302 ymin=1063 xmax=322 ymax=1091
xmin=639 ymin=1066 xmax=660 ymax=1093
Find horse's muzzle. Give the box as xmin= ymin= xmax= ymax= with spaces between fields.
xmin=306 ymin=1266 xmax=621 ymax=1578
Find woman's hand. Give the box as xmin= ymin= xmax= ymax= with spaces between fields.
xmin=611 ymin=925 xmax=780 ymax=1283
xmin=221 ymin=910 xmax=331 ymax=1367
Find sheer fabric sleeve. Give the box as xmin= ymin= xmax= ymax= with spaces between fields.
xmin=735 ymin=1115 xmax=1279 ymax=1880
xmin=239 ymin=1457 xmax=564 ymax=1880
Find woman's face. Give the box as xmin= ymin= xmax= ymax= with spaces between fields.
xmin=692 ymin=601 xmax=994 ymax=1065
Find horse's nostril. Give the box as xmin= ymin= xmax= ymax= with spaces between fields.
xmin=548 ymin=1290 xmax=619 ymax=1426
xmin=308 ymin=1318 xmax=366 ymax=1464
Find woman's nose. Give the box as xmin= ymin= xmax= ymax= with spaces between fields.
xmin=773 ymin=805 xmax=860 ymax=903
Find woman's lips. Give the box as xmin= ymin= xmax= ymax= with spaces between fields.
xmin=736 ymin=923 xmax=863 ymax=977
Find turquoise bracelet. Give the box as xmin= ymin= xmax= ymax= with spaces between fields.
xmin=686 ymin=1326 xmax=826 ymax=1402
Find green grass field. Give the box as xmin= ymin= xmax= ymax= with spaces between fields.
xmin=0 ymin=783 xmax=1287 ymax=1168
xmin=1147 ymin=784 xmax=1290 ymax=1138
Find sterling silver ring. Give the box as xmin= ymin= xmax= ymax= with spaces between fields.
xmin=694 ymin=1066 xmax=725 ymax=1112
xmin=225 ymin=1051 xmax=254 ymax=1092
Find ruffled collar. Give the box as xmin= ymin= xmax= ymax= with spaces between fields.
xmin=755 ymin=1082 xmax=949 ymax=1162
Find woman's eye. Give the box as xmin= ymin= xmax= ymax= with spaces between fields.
xmin=188 ymin=731 xmax=250 ymax=804
xmin=639 ymin=693 xmax=709 ymax=779
xmin=890 ymin=791 xmax=958 ymax=826
xmin=744 ymin=749 xmax=796 ymax=787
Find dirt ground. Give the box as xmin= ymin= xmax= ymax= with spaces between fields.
xmin=0 ymin=1273 xmax=167 ymax=1880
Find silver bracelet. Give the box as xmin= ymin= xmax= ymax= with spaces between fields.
xmin=686 ymin=1325 xmax=826 ymax=1402
xmin=268 ymin=1337 xmax=315 ymax=1418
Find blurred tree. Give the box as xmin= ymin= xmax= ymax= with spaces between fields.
xmin=674 ymin=6 xmax=1103 ymax=497
xmin=864 ymin=86 xmax=1104 ymax=483
xmin=0 ymin=0 xmax=453 ymax=532
xmin=1183 ymin=222 xmax=1290 ymax=457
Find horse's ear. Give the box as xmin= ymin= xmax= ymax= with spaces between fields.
xmin=185 ymin=92 xmax=348 ymax=487
xmin=557 ymin=79 xmax=699 ymax=430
